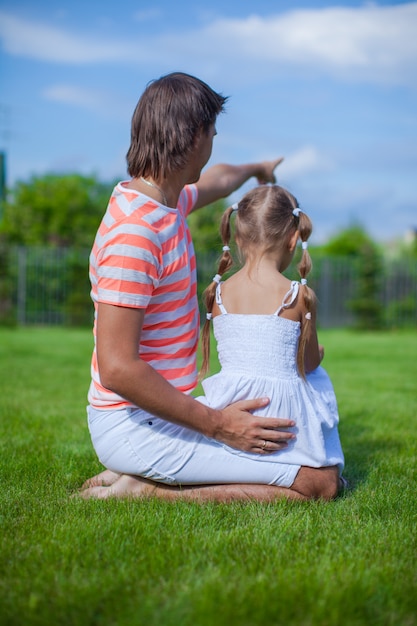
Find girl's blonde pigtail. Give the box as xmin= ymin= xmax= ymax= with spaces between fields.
xmin=296 ymin=212 xmax=315 ymax=379
xmin=199 ymin=206 xmax=235 ymax=378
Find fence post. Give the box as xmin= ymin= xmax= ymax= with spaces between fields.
xmin=319 ymin=259 xmax=331 ymax=328
xmin=17 ymin=246 xmax=27 ymax=325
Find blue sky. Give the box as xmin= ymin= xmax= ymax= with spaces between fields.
xmin=0 ymin=0 xmax=416 ymax=243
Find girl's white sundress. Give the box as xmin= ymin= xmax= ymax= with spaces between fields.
xmin=198 ymin=281 xmax=345 ymax=472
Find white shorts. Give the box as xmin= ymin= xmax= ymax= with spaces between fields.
xmin=87 ymin=405 xmax=300 ymax=488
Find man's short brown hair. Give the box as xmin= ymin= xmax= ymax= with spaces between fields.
xmin=126 ymin=72 xmax=227 ymax=179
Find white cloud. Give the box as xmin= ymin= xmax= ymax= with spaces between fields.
xmin=279 ymin=146 xmax=332 ymax=178
xmin=1 ymin=3 xmax=416 ymax=85
xmin=44 ymin=85 xmax=100 ymax=109
xmin=197 ymin=3 xmax=417 ymax=85
xmin=0 ymin=10 xmax=134 ymax=63
xmin=42 ymin=84 xmax=131 ymax=119
xmin=221 ymin=5 xmax=416 ymax=66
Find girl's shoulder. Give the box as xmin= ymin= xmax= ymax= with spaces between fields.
xmin=278 ymin=280 xmax=317 ymax=322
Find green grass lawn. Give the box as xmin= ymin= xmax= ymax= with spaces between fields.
xmin=0 ymin=327 xmax=416 ymax=626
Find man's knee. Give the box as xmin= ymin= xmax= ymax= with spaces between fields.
xmin=293 ymin=466 xmax=340 ymax=500
xmin=318 ymin=469 xmax=340 ymax=500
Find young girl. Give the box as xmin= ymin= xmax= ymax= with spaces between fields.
xmin=199 ymin=184 xmax=345 ymax=479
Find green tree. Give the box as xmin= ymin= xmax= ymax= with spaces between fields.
xmin=321 ymin=224 xmax=376 ymax=257
xmin=349 ymin=240 xmax=384 ymax=329
xmin=187 ymin=198 xmax=230 ymax=317
xmin=322 ymin=225 xmax=384 ymax=329
xmin=0 ymin=173 xmax=115 ymax=327
xmin=0 ymin=173 xmax=115 ymax=248
xmin=187 ymin=198 xmax=228 ymax=256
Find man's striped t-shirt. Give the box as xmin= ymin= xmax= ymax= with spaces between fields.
xmin=88 ymin=181 xmax=199 ymax=409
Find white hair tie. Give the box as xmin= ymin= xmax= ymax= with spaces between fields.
xmin=212 ymin=274 xmax=221 ymax=284
xmin=301 ymin=241 xmax=308 ymax=250
xmin=206 ymin=313 xmax=212 ymax=321
xmin=301 ymin=278 xmax=308 ymax=285
xmin=222 ymin=245 xmax=230 ymax=252
xmin=231 ymin=203 xmax=239 ymax=212
xmin=305 ymin=312 xmax=312 ymax=320
xmin=293 ymin=208 xmax=302 ymax=217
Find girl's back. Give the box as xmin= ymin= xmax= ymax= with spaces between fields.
xmin=212 ymin=277 xmax=302 ymax=380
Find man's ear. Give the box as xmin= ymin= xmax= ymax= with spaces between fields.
xmin=288 ymin=229 xmax=299 ymax=253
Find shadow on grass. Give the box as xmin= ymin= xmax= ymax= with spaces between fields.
xmin=340 ymin=413 xmax=403 ymax=494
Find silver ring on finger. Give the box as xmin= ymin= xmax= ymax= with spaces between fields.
xmin=262 ymin=440 xmax=267 ymax=450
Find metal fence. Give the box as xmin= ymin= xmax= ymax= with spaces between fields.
xmin=0 ymin=245 xmax=416 ymax=328
xmin=0 ymin=246 xmax=91 ymax=326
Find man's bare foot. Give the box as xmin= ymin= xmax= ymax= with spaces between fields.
xmin=79 ymin=474 xmax=156 ymax=499
xmin=81 ymin=469 xmax=120 ymax=490
xmin=78 ymin=486 xmax=113 ymax=499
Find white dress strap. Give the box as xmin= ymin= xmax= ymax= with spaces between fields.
xmin=215 ymin=282 xmax=228 ymax=315
xmin=274 ymin=281 xmax=300 ymax=316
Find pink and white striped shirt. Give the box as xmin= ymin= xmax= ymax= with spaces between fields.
xmin=88 ymin=181 xmax=199 ymax=409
